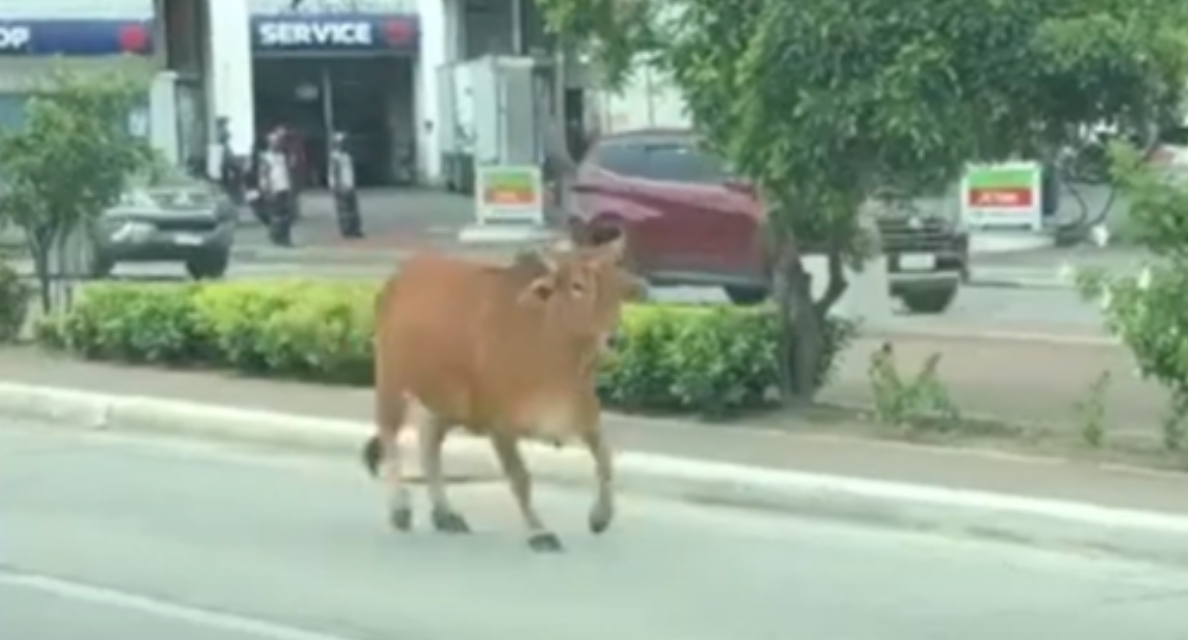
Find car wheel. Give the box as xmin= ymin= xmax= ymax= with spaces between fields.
xmin=901 ymin=286 xmax=958 ymax=314
xmin=186 ymin=251 xmax=230 ymax=280
xmin=724 ymin=285 xmax=769 ymax=306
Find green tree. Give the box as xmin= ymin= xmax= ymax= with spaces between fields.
xmin=1076 ymin=143 xmax=1188 ymax=453
xmin=537 ymin=0 xmax=1188 ymax=401
xmin=0 ymin=66 xmax=154 ymax=313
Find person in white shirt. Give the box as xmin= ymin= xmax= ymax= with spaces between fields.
xmin=328 ymin=131 xmax=363 ymax=239
xmin=259 ymin=127 xmax=295 ymax=247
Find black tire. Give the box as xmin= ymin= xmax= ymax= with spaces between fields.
xmin=186 ymin=251 xmax=230 ymax=280
xmin=724 ymin=285 xmax=769 ymax=306
xmin=901 ymin=286 xmax=958 ymax=314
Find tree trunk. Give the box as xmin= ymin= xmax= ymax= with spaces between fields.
xmin=786 ymin=257 xmax=823 ymax=402
xmin=26 ymin=227 xmax=53 ymax=315
xmin=773 ymin=258 xmax=796 ymax=400
xmin=49 ymin=231 xmax=68 ymax=312
xmin=772 ymin=234 xmax=825 ymax=403
xmin=32 ymin=245 xmax=51 ymax=315
xmin=774 ymin=242 xmax=850 ymax=404
xmin=54 ymin=227 xmax=78 ymax=311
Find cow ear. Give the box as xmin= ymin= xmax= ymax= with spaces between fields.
xmin=518 ymin=276 xmax=556 ymax=305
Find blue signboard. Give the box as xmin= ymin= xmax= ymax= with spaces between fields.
xmin=251 ymin=14 xmax=418 ymax=53
xmin=0 ymin=19 xmax=154 ymax=56
xmin=0 ymin=14 xmax=419 ymax=58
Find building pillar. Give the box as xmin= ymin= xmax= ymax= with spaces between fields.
xmin=201 ymin=0 xmax=256 ymax=158
xmin=418 ymin=0 xmax=452 ymax=184
xmin=147 ymin=70 xmax=180 ymax=165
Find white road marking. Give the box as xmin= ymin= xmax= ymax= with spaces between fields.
xmin=0 ymin=571 xmax=365 ymax=640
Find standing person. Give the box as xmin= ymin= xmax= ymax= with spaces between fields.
xmin=245 ymin=136 xmax=270 ymax=226
xmin=282 ymin=126 xmax=306 ymax=220
xmin=259 ymin=127 xmax=296 ymax=247
xmin=215 ymin=117 xmax=245 ymax=206
xmin=328 ymin=132 xmax=364 ymax=239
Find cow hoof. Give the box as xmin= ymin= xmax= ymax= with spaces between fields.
xmin=589 ymin=512 xmax=612 ymax=535
xmin=528 ymin=532 xmax=564 ymax=553
xmin=389 ymin=507 xmax=413 ymax=532
xmin=589 ymin=501 xmax=614 ymax=535
xmin=430 ymin=507 xmax=471 ymax=534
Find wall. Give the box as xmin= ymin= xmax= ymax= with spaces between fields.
xmin=591 ymin=65 xmax=690 ymax=134
xmin=0 ymin=58 xmax=157 ymax=133
xmin=0 ymin=57 xmax=158 ymax=93
xmin=459 ymin=0 xmax=514 ymax=57
xmin=0 ymin=0 xmax=152 ymax=18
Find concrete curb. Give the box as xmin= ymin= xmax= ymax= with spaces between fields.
xmin=230 ymin=246 xmax=402 ymax=266
xmin=3 ymin=381 xmax=1187 ymax=565
xmin=229 ymin=245 xmax=526 ymax=267
xmin=966 ymin=276 xmax=1074 ymax=291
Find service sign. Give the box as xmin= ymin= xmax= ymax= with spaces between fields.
xmin=251 ymin=15 xmax=417 ymax=53
xmin=959 ymin=161 xmax=1044 ymax=231
xmin=257 ymin=21 xmax=373 ymax=48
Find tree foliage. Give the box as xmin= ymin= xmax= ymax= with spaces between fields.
xmin=538 ymin=0 xmax=1188 ymax=399
xmin=0 ymin=66 xmax=154 ymax=312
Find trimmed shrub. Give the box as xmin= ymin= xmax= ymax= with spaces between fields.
xmin=0 ymin=259 xmax=29 ymax=343
xmin=39 ymin=280 xmax=857 ymax=416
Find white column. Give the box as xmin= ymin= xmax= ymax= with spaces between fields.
xmin=203 ymin=0 xmax=255 ymax=157
xmin=148 ymin=70 xmax=180 ymax=165
xmin=418 ymin=0 xmax=450 ymax=184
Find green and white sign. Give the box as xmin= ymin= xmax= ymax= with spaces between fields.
xmin=960 ymin=161 xmax=1043 ymax=231
xmin=475 ymin=165 xmax=545 ymax=226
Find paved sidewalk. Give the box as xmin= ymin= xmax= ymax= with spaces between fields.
xmin=2 ymin=345 xmax=1188 ymax=517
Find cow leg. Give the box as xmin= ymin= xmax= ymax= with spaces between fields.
xmin=583 ymin=429 xmax=616 ymax=535
xmin=418 ymin=416 xmax=471 ymax=534
xmin=376 ymin=392 xmax=413 ymax=532
xmin=490 ymin=433 xmax=563 ymax=552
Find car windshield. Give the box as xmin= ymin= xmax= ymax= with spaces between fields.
xmin=121 ymin=164 xmax=214 ymax=207
xmin=596 ymin=136 xmax=730 ymax=184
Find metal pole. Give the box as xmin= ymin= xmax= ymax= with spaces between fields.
xmin=321 ymin=64 xmax=334 ymax=188
xmin=511 ymin=0 xmax=524 ymax=54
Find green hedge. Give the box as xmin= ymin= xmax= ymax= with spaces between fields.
xmin=35 ymin=280 xmax=857 ymax=416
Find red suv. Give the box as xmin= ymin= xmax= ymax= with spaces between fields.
xmin=566 ymin=128 xmax=970 ymax=312
xmin=566 ymin=129 xmax=771 ymax=305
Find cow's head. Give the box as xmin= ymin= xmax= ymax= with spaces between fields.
xmin=518 ymin=234 xmax=646 ymax=349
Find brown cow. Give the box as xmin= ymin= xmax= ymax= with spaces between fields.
xmin=361 ymin=235 xmax=644 ymax=552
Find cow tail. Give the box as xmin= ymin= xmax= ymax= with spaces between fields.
xmin=360 ymin=434 xmax=383 ymax=478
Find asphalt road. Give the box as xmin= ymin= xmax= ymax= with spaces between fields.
xmin=4 ymin=424 xmax=1188 ymax=640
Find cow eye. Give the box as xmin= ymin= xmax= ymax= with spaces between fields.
xmin=570 ymin=281 xmax=587 ymax=296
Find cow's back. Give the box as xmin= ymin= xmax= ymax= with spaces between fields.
xmin=375 ymin=253 xmax=551 ymax=430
